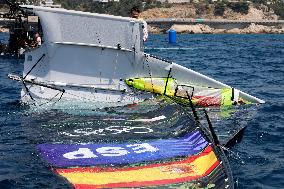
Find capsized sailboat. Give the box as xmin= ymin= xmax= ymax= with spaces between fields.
xmin=7 ymin=5 xmax=264 ymax=189
xmin=8 ymin=5 xmax=264 ymax=107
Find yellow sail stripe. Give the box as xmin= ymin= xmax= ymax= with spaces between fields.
xmin=56 ymin=150 xmax=218 ymax=186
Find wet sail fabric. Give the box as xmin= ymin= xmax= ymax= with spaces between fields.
xmin=37 ymin=131 xmax=208 ymax=167
xmin=125 ymin=77 xmax=249 ymax=107
xmin=35 ymin=99 xmax=233 ymax=188
xmin=37 ymin=130 xmax=231 ymax=188
xmin=55 ymin=146 xmax=219 ymax=189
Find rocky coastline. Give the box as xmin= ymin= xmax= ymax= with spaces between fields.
xmin=149 ymin=23 xmax=284 ymax=34
xmin=143 ymin=4 xmax=284 ymax=34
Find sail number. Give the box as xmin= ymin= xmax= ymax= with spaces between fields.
xmin=63 ymin=143 xmax=159 ymax=160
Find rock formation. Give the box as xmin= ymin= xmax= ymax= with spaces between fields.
xmin=144 ymin=4 xmax=283 ymax=34
xmin=148 ymin=23 xmax=284 ymax=34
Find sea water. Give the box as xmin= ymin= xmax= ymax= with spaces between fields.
xmin=0 ymin=33 xmax=283 ymax=188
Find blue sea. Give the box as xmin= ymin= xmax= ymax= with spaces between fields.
xmin=0 ymin=33 xmax=283 ymax=188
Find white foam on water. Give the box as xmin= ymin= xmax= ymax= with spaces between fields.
xmin=145 ymin=47 xmax=194 ymax=50
xmin=131 ymin=115 xmax=167 ymax=122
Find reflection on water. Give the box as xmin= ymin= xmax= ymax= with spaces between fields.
xmin=21 ymin=97 xmax=195 ymax=144
xmin=20 ymin=96 xmax=254 ymax=145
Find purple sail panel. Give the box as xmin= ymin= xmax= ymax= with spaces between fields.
xmin=37 ymin=131 xmax=208 ymax=167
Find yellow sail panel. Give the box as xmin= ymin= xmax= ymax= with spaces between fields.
xmin=56 ymin=146 xmax=219 ymax=188
xmin=125 ymin=77 xmax=250 ymax=107
xmin=125 ymin=78 xmax=176 ymax=96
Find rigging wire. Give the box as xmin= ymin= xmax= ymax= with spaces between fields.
xmin=145 ymin=56 xmax=155 ymax=93
xmin=23 ymin=54 xmax=45 ymax=79
xmin=19 ymin=54 xmax=46 ymax=102
xmin=186 ymin=91 xmax=199 ymax=122
xmin=37 ymin=90 xmax=65 ymax=107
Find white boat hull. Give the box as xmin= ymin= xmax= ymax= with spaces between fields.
xmin=19 ymin=5 xmax=264 ymax=106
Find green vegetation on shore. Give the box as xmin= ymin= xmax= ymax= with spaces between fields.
xmin=49 ymin=0 xmax=142 ymax=17
xmin=271 ymin=0 xmax=284 ymax=19
xmin=214 ymin=1 xmax=249 ymax=16
xmin=2 ymin=0 xmax=284 ymax=19
xmin=53 ymin=0 xmax=170 ymax=17
xmin=56 ymin=0 xmax=284 ymax=19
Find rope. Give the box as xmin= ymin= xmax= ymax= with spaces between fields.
xmin=186 ymin=91 xmax=199 ymax=122
xmin=163 ymin=67 xmax=172 ymax=95
xmin=145 ymin=56 xmax=154 ymax=93
xmin=20 ymin=54 xmax=46 ymax=102
xmin=23 ymin=54 xmax=45 ymax=79
xmin=37 ymin=90 xmax=65 ymax=107
xmin=21 ymin=79 xmax=35 ymax=101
